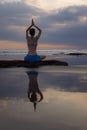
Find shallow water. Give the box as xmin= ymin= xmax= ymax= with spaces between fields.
xmin=0 ymin=67 xmax=87 ymax=130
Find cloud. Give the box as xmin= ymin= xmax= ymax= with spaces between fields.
xmin=38 ymin=6 xmax=87 ymax=48
xmin=0 ymin=0 xmax=21 ymax=3
xmin=0 ymin=2 xmax=43 ymax=42
xmin=0 ymin=1 xmax=87 ymax=49
xmin=23 ymin=0 xmax=87 ymax=10
xmin=44 ymin=22 xmax=87 ymax=47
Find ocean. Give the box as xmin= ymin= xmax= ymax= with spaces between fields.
xmin=0 ymin=49 xmax=87 ymax=130
xmin=0 ymin=49 xmax=87 ymax=66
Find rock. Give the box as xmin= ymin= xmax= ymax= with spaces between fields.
xmin=67 ymin=53 xmax=87 ymax=56
xmin=0 ymin=60 xmax=68 ymax=68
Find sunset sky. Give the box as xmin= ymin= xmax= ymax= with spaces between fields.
xmin=0 ymin=0 xmax=87 ymax=50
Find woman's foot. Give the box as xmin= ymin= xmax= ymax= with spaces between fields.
xmin=40 ymin=55 xmax=46 ymax=60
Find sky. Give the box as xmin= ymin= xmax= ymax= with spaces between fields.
xmin=0 ymin=0 xmax=87 ymax=50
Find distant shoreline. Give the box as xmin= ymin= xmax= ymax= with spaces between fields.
xmin=0 ymin=50 xmax=87 ymax=56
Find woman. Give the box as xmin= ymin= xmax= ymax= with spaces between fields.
xmin=24 ymin=19 xmax=46 ymax=62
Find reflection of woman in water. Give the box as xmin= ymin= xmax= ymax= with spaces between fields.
xmin=27 ymin=71 xmax=43 ymax=111
xmin=24 ymin=19 xmax=46 ymax=62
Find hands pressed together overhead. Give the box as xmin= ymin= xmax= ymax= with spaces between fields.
xmin=32 ymin=19 xmax=34 ymax=25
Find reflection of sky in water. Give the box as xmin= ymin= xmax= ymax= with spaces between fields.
xmin=0 ymin=68 xmax=87 ymax=98
xmin=0 ymin=68 xmax=87 ymax=130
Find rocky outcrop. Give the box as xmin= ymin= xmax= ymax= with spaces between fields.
xmin=0 ymin=60 xmax=68 ymax=68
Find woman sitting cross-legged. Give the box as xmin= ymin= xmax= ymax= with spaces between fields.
xmin=24 ymin=19 xmax=46 ymax=62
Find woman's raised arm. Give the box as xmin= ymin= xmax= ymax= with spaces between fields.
xmin=32 ymin=19 xmax=42 ymax=39
xmin=26 ymin=19 xmax=34 ymax=38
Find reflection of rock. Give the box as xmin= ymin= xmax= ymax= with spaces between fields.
xmin=0 ymin=60 xmax=68 ymax=68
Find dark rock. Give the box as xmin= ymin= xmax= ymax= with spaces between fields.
xmin=0 ymin=60 xmax=68 ymax=68
xmin=67 ymin=53 xmax=87 ymax=56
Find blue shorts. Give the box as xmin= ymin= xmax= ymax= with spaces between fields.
xmin=24 ymin=54 xmax=41 ymax=62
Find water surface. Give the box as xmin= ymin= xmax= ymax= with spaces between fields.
xmin=0 ymin=68 xmax=87 ymax=130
